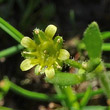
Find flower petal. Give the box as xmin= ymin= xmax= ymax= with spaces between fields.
xmin=22 ymin=51 xmax=38 ymax=58
xmin=21 ymin=37 xmax=37 ymax=50
xmin=45 ymin=25 xmax=57 ymax=39
xmin=20 ymin=59 xmax=38 ymax=71
xmin=58 ymin=49 xmax=70 ymax=61
xmin=45 ymin=66 xmax=55 ymax=79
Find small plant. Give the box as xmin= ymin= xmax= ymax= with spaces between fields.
xmin=1 ymin=17 xmax=110 ymax=110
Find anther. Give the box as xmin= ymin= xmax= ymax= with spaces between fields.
xmin=34 ymin=29 xmax=39 ymax=34
xmin=57 ymin=39 xmax=60 ymax=43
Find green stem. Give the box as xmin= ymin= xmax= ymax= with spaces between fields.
xmin=98 ymin=72 xmax=110 ymax=99
xmin=0 ymin=44 xmax=24 ymax=58
xmin=0 ymin=17 xmax=24 ymax=42
xmin=94 ymin=63 xmax=110 ymax=99
xmin=1 ymin=78 xmax=104 ymax=102
xmin=10 ymin=81 xmax=104 ymax=101
xmin=101 ymin=31 xmax=110 ymax=40
xmin=77 ymin=88 xmax=103 ymax=99
xmin=1 ymin=78 xmax=104 ymax=103
xmin=10 ymin=81 xmax=65 ymax=101
xmin=102 ymin=43 xmax=110 ymax=51
xmin=59 ymin=86 xmax=80 ymax=110
xmin=54 ymin=85 xmax=67 ymax=106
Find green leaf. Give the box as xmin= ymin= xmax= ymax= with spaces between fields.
xmin=98 ymin=72 xmax=110 ymax=99
xmin=83 ymin=22 xmax=102 ymax=59
xmin=80 ymin=86 xmax=92 ymax=107
xmin=101 ymin=31 xmax=110 ymax=40
xmin=0 ymin=44 xmax=24 ymax=58
xmin=82 ymin=106 xmax=107 ymax=110
xmin=45 ymin=71 xmax=84 ymax=86
xmin=0 ymin=17 xmax=24 ymax=43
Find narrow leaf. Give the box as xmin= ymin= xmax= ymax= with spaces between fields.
xmin=101 ymin=31 xmax=110 ymax=40
xmin=0 ymin=44 xmax=23 ymax=58
xmin=0 ymin=17 xmax=24 ymax=42
xmin=45 ymin=71 xmax=84 ymax=86
xmin=82 ymin=106 xmax=107 ymax=110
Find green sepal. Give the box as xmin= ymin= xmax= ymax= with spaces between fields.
xmin=33 ymin=29 xmax=40 ymax=45
xmin=38 ymin=30 xmax=47 ymax=42
xmin=54 ymin=36 xmax=63 ymax=50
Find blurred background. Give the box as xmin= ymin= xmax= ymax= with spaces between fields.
xmin=0 ymin=0 xmax=110 ymax=109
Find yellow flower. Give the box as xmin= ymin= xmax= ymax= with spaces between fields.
xmin=20 ymin=25 xmax=70 ymax=78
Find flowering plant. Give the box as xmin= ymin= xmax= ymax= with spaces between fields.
xmin=1 ymin=17 xmax=110 ymax=110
